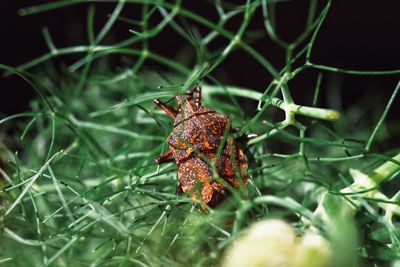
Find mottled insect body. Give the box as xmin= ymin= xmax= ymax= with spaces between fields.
xmin=155 ymin=86 xmax=249 ymax=208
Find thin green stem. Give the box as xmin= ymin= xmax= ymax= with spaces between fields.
xmin=365 ymin=80 xmax=400 ymax=151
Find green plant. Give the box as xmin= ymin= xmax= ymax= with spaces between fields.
xmin=1 ymin=1 xmax=400 ymax=266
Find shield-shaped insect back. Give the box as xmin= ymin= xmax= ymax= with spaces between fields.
xmin=155 ymin=86 xmax=253 ymax=210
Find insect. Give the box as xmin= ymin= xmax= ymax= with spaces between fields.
xmin=154 ymin=85 xmax=251 ymax=208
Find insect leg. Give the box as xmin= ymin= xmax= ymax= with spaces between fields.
xmin=155 ymin=150 xmax=174 ymax=164
xmin=176 ymin=183 xmax=184 ymax=195
xmin=154 ymin=99 xmax=177 ymax=120
xmin=231 ymin=127 xmax=258 ymax=143
xmin=237 ymin=133 xmax=258 ymax=142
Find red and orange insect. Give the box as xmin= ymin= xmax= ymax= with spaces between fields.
xmin=154 ymin=86 xmax=250 ymax=208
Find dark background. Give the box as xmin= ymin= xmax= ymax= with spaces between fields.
xmin=1 ymin=0 xmax=400 ymax=115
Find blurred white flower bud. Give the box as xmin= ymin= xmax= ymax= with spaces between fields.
xmin=294 ymin=232 xmax=331 ymax=267
xmin=221 ymin=219 xmax=331 ymax=267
